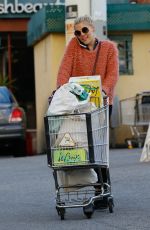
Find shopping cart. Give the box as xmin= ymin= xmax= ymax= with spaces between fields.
xmin=120 ymin=91 xmax=150 ymax=148
xmin=44 ymin=98 xmax=114 ymax=220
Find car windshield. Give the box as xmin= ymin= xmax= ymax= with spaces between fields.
xmin=0 ymin=87 xmax=13 ymax=104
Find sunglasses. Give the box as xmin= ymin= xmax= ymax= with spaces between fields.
xmin=74 ymin=27 xmax=89 ymax=36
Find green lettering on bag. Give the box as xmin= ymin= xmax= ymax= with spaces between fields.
xmin=53 ymin=148 xmax=87 ymax=165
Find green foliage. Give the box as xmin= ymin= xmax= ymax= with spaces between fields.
xmin=0 ymin=75 xmax=16 ymax=89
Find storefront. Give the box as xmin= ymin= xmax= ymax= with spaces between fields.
xmin=0 ymin=0 xmax=64 ymax=130
xmin=27 ymin=1 xmax=150 ymax=151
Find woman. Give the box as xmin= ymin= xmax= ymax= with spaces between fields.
xmin=57 ymin=15 xmax=119 ymax=117
xmin=56 ymin=15 xmax=119 ymax=209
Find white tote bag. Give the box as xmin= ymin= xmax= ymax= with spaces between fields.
xmin=47 ymin=83 xmax=90 ymax=115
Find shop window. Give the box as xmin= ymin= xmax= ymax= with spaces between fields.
xmin=109 ymin=35 xmax=133 ymax=75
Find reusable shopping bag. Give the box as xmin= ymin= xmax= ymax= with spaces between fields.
xmin=57 ymin=169 xmax=98 ymax=192
xmin=46 ymin=83 xmax=90 ymax=115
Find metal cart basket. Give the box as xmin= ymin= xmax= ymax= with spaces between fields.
xmin=44 ymin=101 xmax=114 ymax=219
xmin=120 ymin=92 xmax=150 ymax=147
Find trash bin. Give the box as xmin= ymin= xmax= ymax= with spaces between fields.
xmin=26 ymin=129 xmax=37 ymax=155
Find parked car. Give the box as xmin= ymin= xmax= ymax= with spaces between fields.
xmin=0 ymin=86 xmax=27 ymax=157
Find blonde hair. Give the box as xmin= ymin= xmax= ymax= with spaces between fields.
xmin=74 ymin=15 xmax=94 ymax=27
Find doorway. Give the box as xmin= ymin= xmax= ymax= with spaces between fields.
xmin=0 ymin=32 xmax=36 ymax=129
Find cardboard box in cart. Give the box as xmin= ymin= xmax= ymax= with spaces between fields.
xmin=69 ymin=75 xmax=103 ymax=108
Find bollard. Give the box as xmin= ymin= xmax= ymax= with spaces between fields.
xmin=26 ymin=129 xmax=37 ymax=156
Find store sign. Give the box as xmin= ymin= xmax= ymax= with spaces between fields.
xmin=0 ymin=0 xmax=64 ymax=14
xmin=66 ymin=5 xmax=78 ymax=19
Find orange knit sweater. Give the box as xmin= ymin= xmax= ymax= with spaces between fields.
xmin=57 ymin=37 xmax=119 ymax=104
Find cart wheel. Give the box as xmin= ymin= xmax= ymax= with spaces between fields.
xmin=85 ymin=212 xmax=93 ymax=219
xmin=56 ymin=207 xmax=65 ymax=220
xmin=58 ymin=209 xmax=65 ymax=220
xmin=60 ymin=208 xmax=65 ymax=220
xmin=108 ymin=197 xmax=114 ymax=213
xmin=83 ymin=203 xmax=94 ymax=219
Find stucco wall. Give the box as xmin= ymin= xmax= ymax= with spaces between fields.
xmin=34 ymin=34 xmax=65 ymax=153
xmin=114 ymin=32 xmax=150 ymax=145
xmin=116 ymin=32 xmax=150 ymax=100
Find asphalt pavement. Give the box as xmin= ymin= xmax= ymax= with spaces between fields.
xmin=0 ymin=148 xmax=150 ymax=230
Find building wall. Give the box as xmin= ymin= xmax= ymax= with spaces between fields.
xmin=116 ymin=32 xmax=150 ymax=100
xmin=34 ymin=34 xmax=65 ymax=153
xmin=114 ymin=32 xmax=150 ymax=144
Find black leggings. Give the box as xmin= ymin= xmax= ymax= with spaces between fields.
xmin=109 ymin=105 xmax=112 ymax=120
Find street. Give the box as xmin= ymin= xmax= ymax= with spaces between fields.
xmin=0 ymin=148 xmax=150 ymax=230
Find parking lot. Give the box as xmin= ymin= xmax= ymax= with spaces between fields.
xmin=0 ymin=148 xmax=150 ymax=230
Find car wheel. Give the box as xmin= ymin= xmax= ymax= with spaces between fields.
xmin=13 ymin=139 xmax=26 ymax=157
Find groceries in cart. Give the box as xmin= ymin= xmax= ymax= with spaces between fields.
xmin=69 ymin=75 xmax=103 ymax=108
xmin=47 ymin=81 xmax=101 ymax=116
xmin=47 ymin=83 xmax=101 ymax=188
xmin=44 ymin=80 xmax=114 ymax=219
xmin=46 ymin=82 xmax=105 ymax=165
xmin=57 ymin=168 xmax=98 ymax=192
